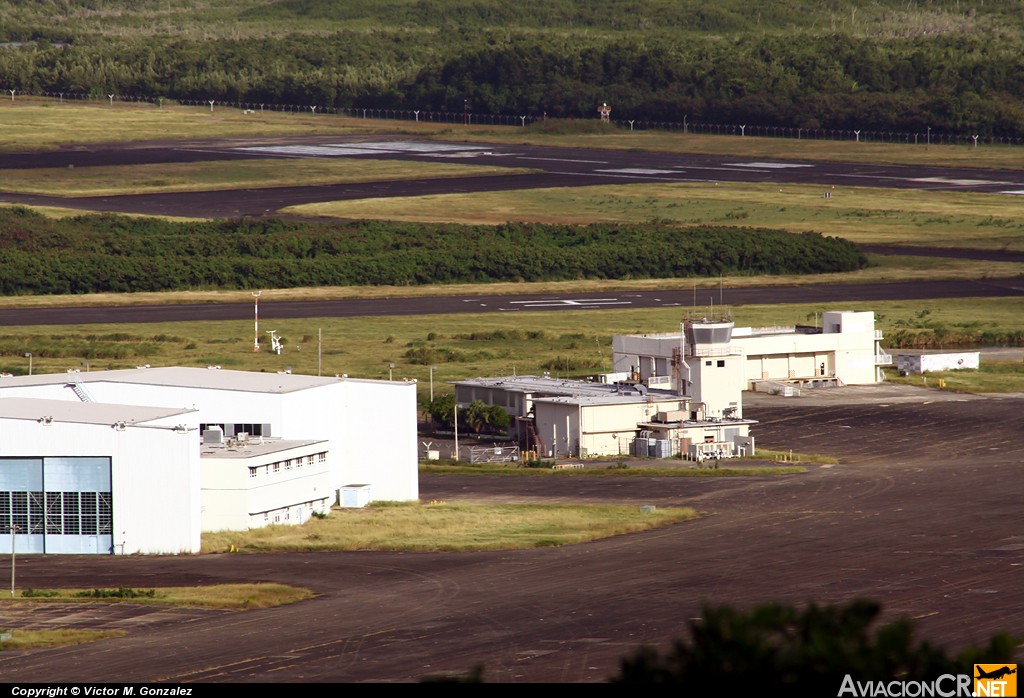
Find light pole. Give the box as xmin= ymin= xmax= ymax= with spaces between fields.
xmin=9 ymin=524 xmax=17 ymax=597
xmin=23 ymin=353 xmax=31 ymax=376
xmin=429 ymin=365 xmax=437 ymax=403
xmin=252 ymin=291 xmax=261 ymax=352
xmin=453 ymin=402 xmax=459 ymax=462
xmin=389 ymin=362 xmax=395 ymax=381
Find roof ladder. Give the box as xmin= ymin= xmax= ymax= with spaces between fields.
xmin=66 ymin=381 xmax=96 ymax=402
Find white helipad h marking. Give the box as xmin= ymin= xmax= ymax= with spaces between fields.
xmin=725 ymin=162 xmax=813 ymax=169
xmin=508 ymin=298 xmax=632 ymax=308
xmin=596 ymin=168 xmax=680 ymax=175
xmin=912 ymin=177 xmax=1011 ymax=186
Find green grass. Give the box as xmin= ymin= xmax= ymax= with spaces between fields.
xmin=887 ymin=362 xmax=1024 ymax=394
xmin=0 ymin=628 xmax=127 ymax=651
xmin=285 ymin=181 xmax=1024 ymax=252
xmin=4 ymin=583 xmax=313 ymax=609
xmin=0 ymin=159 xmax=534 ymax=196
xmin=201 ymin=501 xmax=699 ymax=552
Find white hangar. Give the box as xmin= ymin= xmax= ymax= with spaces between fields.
xmin=0 ymin=367 xmax=418 ymax=555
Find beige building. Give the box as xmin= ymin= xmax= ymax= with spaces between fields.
xmin=200 ymin=436 xmax=332 ymax=532
xmin=453 ymin=376 xmax=754 ymax=459
xmin=613 ymin=311 xmax=892 ymax=414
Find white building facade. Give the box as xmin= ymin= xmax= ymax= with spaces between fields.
xmin=0 ymin=367 xmax=419 ymax=554
xmin=0 ymin=399 xmax=201 ymax=555
xmin=613 ymin=311 xmax=892 ymax=411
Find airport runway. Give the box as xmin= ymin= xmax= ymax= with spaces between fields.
xmin=1 ymin=277 xmax=1022 ymax=327
xmin=4 ymin=135 xmax=1024 ymax=218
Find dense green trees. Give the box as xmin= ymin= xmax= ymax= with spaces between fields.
xmin=3 ymin=1 xmax=1024 ymax=134
xmin=0 ymin=208 xmax=866 ymax=295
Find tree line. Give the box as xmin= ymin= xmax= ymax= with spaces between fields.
xmin=0 ymin=208 xmax=866 ymax=295
xmin=3 ymin=1 xmax=1024 ymax=134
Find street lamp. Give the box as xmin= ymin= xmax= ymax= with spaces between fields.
xmin=429 ymin=365 xmax=437 ymax=402
xmin=23 ymin=353 xmax=31 ymax=376
xmin=389 ymin=362 xmax=395 ymax=381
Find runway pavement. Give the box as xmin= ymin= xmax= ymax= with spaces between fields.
xmin=4 ymin=135 xmax=1024 ymax=218
xmin=0 ymin=277 xmax=1020 ymax=327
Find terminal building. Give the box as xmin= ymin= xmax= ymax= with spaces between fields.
xmin=0 ymin=367 xmax=418 ymax=555
xmin=455 ymin=310 xmax=891 ymax=462
xmin=613 ymin=310 xmax=892 ymax=400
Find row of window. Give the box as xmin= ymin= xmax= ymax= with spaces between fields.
xmin=248 ymin=452 xmax=328 ymax=479
xmin=0 ymin=490 xmax=112 ymax=536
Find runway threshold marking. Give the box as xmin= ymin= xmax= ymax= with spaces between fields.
xmin=518 ymin=156 xmax=608 ymax=164
xmin=724 ymin=162 xmax=814 ymax=169
xmin=507 ymin=298 xmax=632 ymax=308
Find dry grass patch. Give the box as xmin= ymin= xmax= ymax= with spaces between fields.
xmin=202 ymin=502 xmax=698 ymax=553
xmin=420 ymin=463 xmax=807 ymax=477
xmin=0 ymin=628 xmax=126 ymax=651
xmin=6 ymin=583 xmax=312 ymax=609
xmin=285 ymin=181 xmax=1024 ymax=251
xmin=3 ymin=297 xmax=1024 ymax=383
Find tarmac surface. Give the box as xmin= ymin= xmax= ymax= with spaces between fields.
xmin=5 ymin=134 xmax=1024 ymax=219
xmin=0 ymin=385 xmax=1020 ymax=683
xmin=0 ymin=276 xmax=1022 ymax=327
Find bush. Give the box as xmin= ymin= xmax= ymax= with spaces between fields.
xmin=612 ymin=600 xmax=1017 ymax=690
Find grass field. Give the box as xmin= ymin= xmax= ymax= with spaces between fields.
xmin=4 ymin=100 xmax=1024 ymax=171
xmin=3 ymin=583 xmax=313 ymax=610
xmin=2 ymin=298 xmax=1021 ymax=388
xmin=286 ymin=181 xmax=1024 ymax=251
xmin=0 ymin=628 xmax=126 ymax=651
xmin=0 ymin=159 xmax=534 ymax=196
xmin=201 ymin=501 xmax=698 ymax=552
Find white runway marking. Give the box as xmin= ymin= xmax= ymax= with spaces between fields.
xmin=1001 ymin=189 xmax=1024 ymax=195
xmin=508 ymin=298 xmax=632 ymax=308
xmin=519 ymin=156 xmax=608 ymax=164
xmin=233 ymin=141 xmax=492 ymax=158
xmin=725 ymin=162 xmax=813 ymax=169
xmin=912 ymin=176 xmax=1012 ymax=186
xmin=596 ymin=168 xmax=680 ymax=175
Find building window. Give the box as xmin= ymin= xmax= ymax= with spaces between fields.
xmin=249 ymin=467 xmax=257 ymax=478
xmin=318 ymin=452 xmax=327 ymax=462
xmin=717 ymin=360 xmax=725 ymax=368
xmin=273 ymin=462 xmax=280 ymax=473
xmin=705 ymin=360 xmax=712 ymax=366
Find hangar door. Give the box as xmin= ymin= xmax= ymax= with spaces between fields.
xmin=0 ymin=457 xmax=112 ymax=554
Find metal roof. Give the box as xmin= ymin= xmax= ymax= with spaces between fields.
xmin=0 ymin=397 xmax=195 ymax=426
xmin=0 ymin=367 xmax=380 ymax=394
xmin=454 ymin=375 xmax=680 ymax=400
xmin=200 ymin=438 xmax=328 ymax=460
